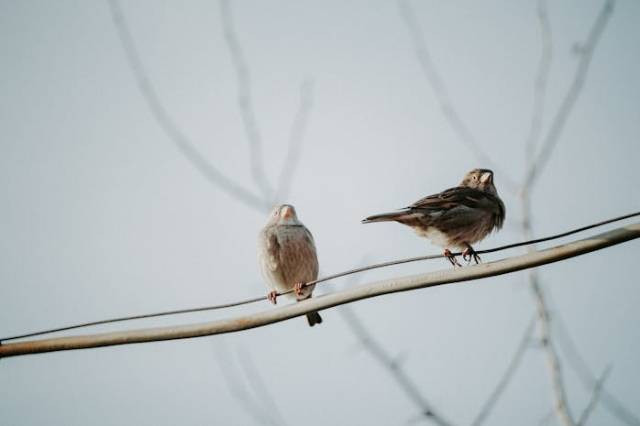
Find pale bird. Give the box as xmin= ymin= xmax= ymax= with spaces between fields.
xmin=258 ymin=204 xmax=323 ymax=326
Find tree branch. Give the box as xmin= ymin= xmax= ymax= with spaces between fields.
xmin=554 ymin=313 xmax=640 ymax=426
xmin=220 ymin=0 xmax=274 ymax=200
xmin=236 ymin=346 xmax=289 ymax=426
xmin=524 ymin=0 xmax=615 ymax=188
xmin=396 ymin=0 xmax=518 ymax=193
xmin=519 ymin=3 xmax=615 ymax=423
xmin=1 ymin=222 xmax=637 ymax=358
xmin=275 ymin=79 xmax=314 ymax=203
xmin=531 ymin=272 xmax=575 ymax=426
xmin=576 ymin=366 xmax=611 ymax=426
xmin=524 ymin=0 xmax=553 ymax=163
xmin=471 ymin=316 xmax=536 ymax=426
xmin=339 ymin=305 xmax=454 ymax=426
xmin=214 ymin=342 xmax=283 ymax=426
xmin=107 ymin=0 xmax=267 ymax=212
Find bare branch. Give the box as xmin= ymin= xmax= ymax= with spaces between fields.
xmin=538 ymin=409 xmax=555 ymax=426
xmin=524 ymin=0 xmax=553 ymax=163
xmin=215 ymin=342 xmax=280 ymax=426
xmin=531 ymin=273 xmax=575 ymax=426
xmin=525 ymin=0 xmax=615 ymax=188
xmin=471 ymin=316 xmax=536 ymax=426
xmin=554 ymin=314 xmax=640 ymax=425
xmin=1 ymin=222 xmax=637 ymax=358
xmin=576 ymin=366 xmax=612 ymax=426
xmin=338 ymin=258 xmax=453 ymax=426
xmin=237 ymin=347 xmax=289 ymax=426
xmin=396 ymin=0 xmax=519 ymax=193
xmin=275 ymin=79 xmax=314 ymax=203
xmin=339 ymin=305 xmax=454 ymax=426
xmin=106 ymin=0 xmax=267 ymax=212
xmin=220 ymin=0 xmax=273 ymax=200
xmin=520 ymin=3 xmax=616 ymax=423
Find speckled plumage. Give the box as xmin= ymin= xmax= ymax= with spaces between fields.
xmin=362 ymin=169 xmax=505 ymax=252
xmin=258 ymin=204 xmax=322 ymax=326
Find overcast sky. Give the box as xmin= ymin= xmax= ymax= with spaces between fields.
xmin=1 ymin=0 xmax=639 ymax=425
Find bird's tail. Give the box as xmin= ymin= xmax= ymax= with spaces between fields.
xmin=306 ymin=311 xmax=323 ymax=327
xmin=361 ymin=211 xmax=410 ymax=224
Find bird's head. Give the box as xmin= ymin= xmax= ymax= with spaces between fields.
xmin=268 ymin=204 xmax=301 ymax=226
xmin=460 ymin=169 xmax=497 ymax=195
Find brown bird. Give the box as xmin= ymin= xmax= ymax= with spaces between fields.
xmin=258 ymin=204 xmax=323 ymax=326
xmin=362 ymin=169 xmax=505 ymax=266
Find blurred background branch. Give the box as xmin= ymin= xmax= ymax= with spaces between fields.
xmin=220 ymin=0 xmax=273 ymax=200
xmin=215 ymin=341 xmax=287 ymax=426
xmin=340 ymin=304 xmax=454 ymax=426
xmin=397 ymin=0 xmax=519 ymax=194
xmin=521 ymin=2 xmax=615 ymax=425
xmin=576 ymin=365 xmax=611 ymax=426
xmin=275 ymin=79 xmax=314 ymax=203
xmin=107 ymin=0 xmax=267 ymax=212
xmin=470 ymin=316 xmax=536 ymax=426
xmin=524 ymin=0 xmax=615 ymax=188
xmin=554 ymin=312 xmax=640 ymax=425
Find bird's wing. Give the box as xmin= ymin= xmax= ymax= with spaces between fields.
xmin=278 ymin=226 xmax=319 ymax=283
xmin=259 ymin=228 xmax=281 ymax=273
xmin=409 ymin=186 xmax=488 ymax=211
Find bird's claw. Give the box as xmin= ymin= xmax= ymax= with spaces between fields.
xmin=294 ymin=282 xmax=306 ymax=297
xmin=462 ymin=244 xmax=481 ymax=264
xmin=267 ymin=290 xmax=278 ymax=305
xmin=443 ymin=249 xmax=462 ymax=267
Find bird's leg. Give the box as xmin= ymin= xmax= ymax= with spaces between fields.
xmin=462 ymin=242 xmax=481 ymax=264
xmin=443 ymin=249 xmax=461 ymax=267
xmin=294 ymin=282 xmax=306 ymax=297
xmin=267 ymin=290 xmax=278 ymax=305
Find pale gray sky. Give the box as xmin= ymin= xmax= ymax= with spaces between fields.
xmin=1 ymin=1 xmax=639 ymax=425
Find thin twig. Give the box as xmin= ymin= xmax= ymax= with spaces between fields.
xmin=524 ymin=0 xmax=615 ymax=188
xmin=0 ymin=222 xmax=637 ymax=358
xmin=520 ymin=3 xmax=615 ymax=424
xmin=220 ymin=0 xmax=273 ymax=200
xmin=396 ymin=0 xmax=518 ymax=194
xmin=106 ymin=0 xmax=267 ymax=212
xmin=554 ymin=313 xmax=640 ymax=425
xmin=524 ymin=0 xmax=553 ymax=163
xmin=214 ymin=342 xmax=280 ymax=426
xmin=338 ymin=260 xmax=452 ymax=426
xmin=275 ymin=79 xmax=314 ymax=203
xmin=576 ymin=366 xmax=612 ymax=425
xmin=471 ymin=316 xmax=537 ymax=426
xmin=237 ymin=347 xmax=289 ymax=426
xmin=530 ymin=272 xmax=575 ymax=426
xmin=1 ymin=211 xmax=637 ymax=343
xmin=339 ymin=305 xmax=454 ymax=426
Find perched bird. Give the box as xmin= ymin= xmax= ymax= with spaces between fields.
xmin=258 ymin=204 xmax=323 ymax=326
xmin=362 ymin=169 xmax=505 ymax=266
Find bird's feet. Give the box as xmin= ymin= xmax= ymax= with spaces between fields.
xmin=294 ymin=282 xmax=306 ymax=297
xmin=443 ymin=249 xmax=462 ymax=267
xmin=267 ymin=290 xmax=278 ymax=305
xmin=462 ymin=243 xmax=481 ymax=264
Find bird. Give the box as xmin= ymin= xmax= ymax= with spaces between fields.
xmin=258 ymin=204 xmax=323 ymax=326
xmin=362 ymin=169 xmax=505 ymax=266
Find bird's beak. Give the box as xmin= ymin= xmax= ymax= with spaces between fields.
xmin=480 ymin=172 xmax=493 ymax=184
xmin=281 ymin=206 xmax=295 ymax=220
